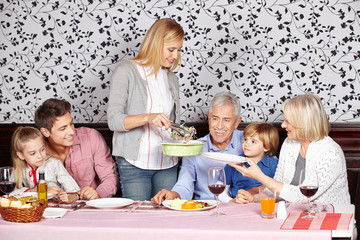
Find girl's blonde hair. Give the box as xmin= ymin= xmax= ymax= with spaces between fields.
xmin=283 ymin=93 xmax=330 ymax=141
xmin=132 ymin=18 xmax=184 ymax=76
xmin=244 ymin=122 xmax=279 ymax=157
xmin=11 ymin=126 xmax=44 ymax=188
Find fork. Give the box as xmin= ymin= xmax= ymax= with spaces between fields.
xmin=71 ymin=202 xmax=86 ymax=211
xmin=151 ymin=203 xmax=162 ymax=209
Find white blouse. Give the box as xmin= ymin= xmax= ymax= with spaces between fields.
xmin=126 ymin=65 xmax=177 ymax=170
xmin=275 ymin=137 xmax=350 ymax=204
xmin=11 ymin=156 xmax=80 ymax=195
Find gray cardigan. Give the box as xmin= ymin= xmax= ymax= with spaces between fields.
xmin=107 ymin=60 xmax=180 ymax=159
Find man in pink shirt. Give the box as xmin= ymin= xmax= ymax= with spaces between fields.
xmin=34 ymin=98 xmax=118 ymax=200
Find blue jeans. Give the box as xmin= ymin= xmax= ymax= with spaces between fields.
xmin=116 ymin=157 xmax=178 ymax=201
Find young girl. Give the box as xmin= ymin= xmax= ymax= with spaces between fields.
xmin=219 ymin=122 xmax=279 ymax=203
xmin=10 ymin=126 xmax=80 ymax=203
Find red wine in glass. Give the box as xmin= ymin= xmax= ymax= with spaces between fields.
xmin=300 ymin=186 xmax=318 ymax=197
xmin=208 ymin=167 xmax=226 ymax=216
xmin=208 ymin=184 xmax=225 ymax=195
xmin=299 ymin=169 xmax=319 ymax=220
xmin=0 ymin=181 xmax=16 ymax=195
xmin=0 ymin=166 xmax=15 ymax=196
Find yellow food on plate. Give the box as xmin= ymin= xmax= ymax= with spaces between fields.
xmin=0 ymin=197 xmax=10 ymax=207
xmin=170 ymin=199 xmax=212 ymax=210
xmin=18 ymin=196 xmax=38 ymax=202
xmin=181 ymin=200 xmax=206 ymax=209
xmin=170 ymin=198 xmax=184 ymax=209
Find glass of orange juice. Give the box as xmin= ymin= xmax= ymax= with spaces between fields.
xmin=259 ymin=188 xmax=276 ymax=219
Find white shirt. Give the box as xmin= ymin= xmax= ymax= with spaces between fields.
xmin=127 ymin=65 xmax=177 ymax=170
xmin=11 ymin=156 xmax=80 ymax=195
xmin=275 ymin=136 xmax=350 ymax=204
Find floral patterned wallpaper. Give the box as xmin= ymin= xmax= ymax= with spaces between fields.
xmin=0 ymin=0 xmax=359 ymax=124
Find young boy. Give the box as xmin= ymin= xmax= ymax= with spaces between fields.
xmin=219 ymin=122 xmax=279 ymax=202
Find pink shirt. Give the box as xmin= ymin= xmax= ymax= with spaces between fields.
xmin=64 ymin=127 xmax=118 ymax=198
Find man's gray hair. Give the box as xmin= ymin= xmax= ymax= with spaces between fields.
xmin=209 ymin=91 xmax=241 ymax=118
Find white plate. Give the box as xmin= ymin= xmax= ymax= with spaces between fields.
xmin=162 ymin=200 xmax=216 ymax=211
xmin=10 ymin=192 xmax=56 ymax=200
xmin=42 ymin=208 xmax=67 ymax=219
xmin=202 ymin=152 xmax=247 ymax=164
xmin=86 ymin=198 xmax=134 ymax=209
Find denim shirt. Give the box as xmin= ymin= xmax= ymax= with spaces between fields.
xmin=171 ymin=129 xmax=244 ymax=200
xmin=225 ymin=154 xmax=278 ymax=198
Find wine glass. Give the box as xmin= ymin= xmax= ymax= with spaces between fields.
xmin=0 ymin=166 xmax=15 ymax=197
xmin=208 ymin=167 xmax=226 ymax=216
xmin=299 ymin=169 xmax=319 ymax=220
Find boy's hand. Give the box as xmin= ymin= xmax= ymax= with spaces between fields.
xmin=234 ymin=189 xmax=255 ymax=204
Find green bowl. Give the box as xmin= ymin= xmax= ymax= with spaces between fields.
xmin=161 ymin=140 xmax=206 ymax=157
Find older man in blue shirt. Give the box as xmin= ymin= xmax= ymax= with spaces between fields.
xmin=151 ymin=92 xmax=244 ymax=203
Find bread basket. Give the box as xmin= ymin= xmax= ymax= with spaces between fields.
xmin=0 ymin=202 xmax=46 ymax=223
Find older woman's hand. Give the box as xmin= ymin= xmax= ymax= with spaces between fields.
xmin=230 ymin=158 xmax=263 ymax=180
xmin=234 ymin=189 xmax=255 ymax=204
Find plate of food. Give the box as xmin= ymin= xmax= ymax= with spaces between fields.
xmin=86 ymin=198 xmax=134 ymax=209
xmin=160 ymin=140 xmax=206 ymax=157
xmin=10 ymin=192 xmax=56 ymax=202
xmin=202 ymin=152 xmax=247 ymax=164
xmin=162 ymin=199 xmax=216 ymax=211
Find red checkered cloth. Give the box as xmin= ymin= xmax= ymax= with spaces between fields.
xmin=281 ymin=212 xmax=353 ymax=230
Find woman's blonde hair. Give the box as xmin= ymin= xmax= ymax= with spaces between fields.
xmin=283 ymin=93 xmax=330 ymax=141
xmin=132 ymin=18 xmax=184 ymax=76
xmin=11 ymin=126 xmax=44 ymax=188
xmin=244 ymin=122 xmax=279 ymax=157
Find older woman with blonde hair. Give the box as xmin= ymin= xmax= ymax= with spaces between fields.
xmin=107 ymin=18 xmax=184 ymax=200
xmin=231 ymin=93 xmax=350 ymax=204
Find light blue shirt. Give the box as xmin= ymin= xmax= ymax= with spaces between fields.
xmin=172 ymin=129 xmax=244 ymax=200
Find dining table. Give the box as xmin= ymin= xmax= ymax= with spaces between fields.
xmin=0 ymin=200 xmax=355 ymax=240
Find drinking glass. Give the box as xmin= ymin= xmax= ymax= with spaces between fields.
xmin=259 ymin=188 xmax=276 ymax=219
xmin=299 ymin=169 xmax=319 ymax=220
xmin=208 ymin=167 xmax=226 ymax=216
xmin=0 ymin=166 xmax=15 ymax=197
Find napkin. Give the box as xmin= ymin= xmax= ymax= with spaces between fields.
xmin=281 ymin=212 xmax=353 ymax=230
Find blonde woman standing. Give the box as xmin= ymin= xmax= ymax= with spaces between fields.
xmin=232 ymin=94 xmax=350 ymax=204
xmin=107 ymin=18 xmax=184 ymax=200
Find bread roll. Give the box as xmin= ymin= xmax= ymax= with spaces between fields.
xmin=10 ymin=200 xmax=23 ymax=208
xmin=0 ymin=197 xmax=10 ymax=207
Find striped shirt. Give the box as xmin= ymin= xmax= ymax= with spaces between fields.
xmin=126 ymin=65 xmax=177 ymax=170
